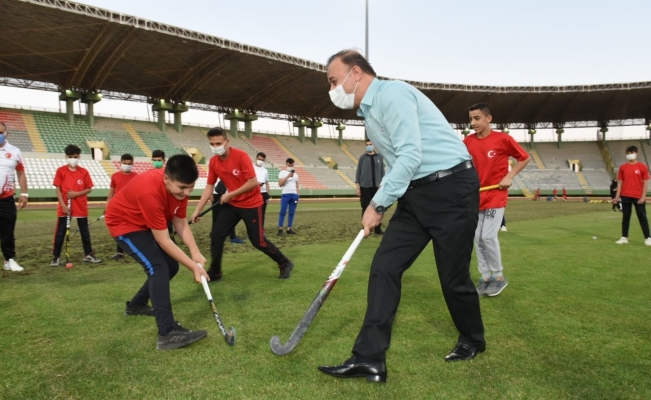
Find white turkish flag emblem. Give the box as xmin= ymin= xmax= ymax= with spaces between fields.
xmin=487 ymin=150 xmax=496 ymax=158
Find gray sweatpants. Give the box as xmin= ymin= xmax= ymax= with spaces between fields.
xmin=475 ymin=207 xmax=505 ymax=280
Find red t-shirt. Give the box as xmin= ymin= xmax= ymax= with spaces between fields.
xmin=53 ymin=165 xmax=94 ymax=217
xmin=110 ymin=171 xmax=138 ymax=194
xmin=207 ymin=147 xmax=262 ymax=208
xmin=553 ymin=188 xmax=558 ymax=195
xmin=0 ymin=142 xmax=26 ymax=199
xmin=618 ymin=162 xmax=650 ymax=198
xmin=464 ymin=131 xmax=529 ymax=210
xmin=105 ymin=169 xmax=188 ymax=237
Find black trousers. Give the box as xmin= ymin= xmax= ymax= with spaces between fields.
xmin=52 ymin=216 xmax=93 ymax=258
xmin=360 ymin=186 xmax=383 ymax=233
xmin=209 ymin=204 xmax=287 ymax=276
xmin=116 ymin=231 xmax=179 ymax=336
xmin=0 ymin=196 xmax=17 ymax=260
xmin=211 ymin=201 xmax=237 ymax=240
xmin=352 ymin=168 xmax=485 ymax=361
xmin=621 ymin=196 xmax=650 ymax=238
xmin=261 ymin=192 xmax=270 ymax=229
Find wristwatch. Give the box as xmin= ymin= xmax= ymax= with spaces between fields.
xmin=370 ymin=200 xmax=385 ymax=214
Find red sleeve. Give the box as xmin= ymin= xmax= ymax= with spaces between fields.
xmin=110 ymin=174 xmax=116 ymax=188
xmin=617 ymin=166 xmax=624 ymax=181
xmin=643 ymin=165 xmax=650 ymax=180
xmin=16 ymin=157 xmax=25 ymax=172
xmin=239 ymin=152 xmax=256 ymax=180
xmin=207 ymin=157 xmax=217 ymax=185
xmin=137 ymin=192 xmax=167 ymax=231
xmin=53 ymin=167 xmax=63 ymax=187
xmin=506 ymin=136 xmax=529 ymax=161
xmin=85 ymin=170 xmax=94 ymax=189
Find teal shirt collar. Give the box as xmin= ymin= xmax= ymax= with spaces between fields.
xmin=357 ymin=78 xmax=381 ymax=118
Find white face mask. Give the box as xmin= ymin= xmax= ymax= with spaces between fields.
xmin=256 ymin=160 xmax=264 ymax=167
xmin=211 ymin=145 xmax=226 ymax=156
xmin=329 ymin=69 xmax=358 ymax=110
xmin=66 ymin=158 xmax=79 ymax=167
xmin=626 ymin=153 xmax=637 ymax=161
xmin=121 ymin=164 xmax=133 ymax=172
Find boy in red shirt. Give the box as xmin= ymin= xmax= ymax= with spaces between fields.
xmin=612 ymin=145 xmax=651 ymax=246
xmin=105 ymin=154 xmax=210 ymax=350
xmin=562 ymin=187 xmax=568 ymax=201
xmin=50 ymin=145 xmax=101 ymax=266
xmin=107 ymin=153 xmax=137 ymax=259
xmin=464 ymin=103 xmax=530 ymax=296
xmin=191 ymin=128 xmax=294 ymax=280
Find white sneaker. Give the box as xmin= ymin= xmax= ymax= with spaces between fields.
xmin=645 ymin=238 xmax=651 ymax=246
xmin=500 ymin=226 xmax=507 ymax=232
xmin=615 ymin=237 xmax=628 ymax=245
xmin=3 ymin=259 xmax=24 ymax=272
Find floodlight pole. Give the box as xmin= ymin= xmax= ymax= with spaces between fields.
xmin=365 ymin=0 xmax=369 ymax=60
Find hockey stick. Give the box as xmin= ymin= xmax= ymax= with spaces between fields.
xmin=64 ymin=198 xmax=72 ymax=264
xmin=479 ymin=184 xmax=500 ymax=192
xmin=171 ymin=184 xmax=226 ymax=238
xmin=199 ymin=265 xmax=236 ymax=346
xmin=72 ymin=215 xmax=105 ymax=236
xmin=270 ymin=229 xmax=365 ymax=356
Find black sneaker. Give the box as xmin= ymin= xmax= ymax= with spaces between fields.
xmin=124 ymin=301 xmax=155 ymax=316
xmin=83 ymin=254 xmax=102 ymax=263
xmin=110 ymin=253 xmax=125 ymax=260
xmin=279 ymin=259 xmax=294 ymax=279
xmin=50 ymin=257 xmax=61 ymax=267
xmin=207 ymin=269 xmax=222 ymax=282
xmin=286 ymin=229 xmax=296 ymax=235
xmin=277 ymin=228 xmax=283 ymax=236
xmin=156 ymin=322 xmax=207 ymax=350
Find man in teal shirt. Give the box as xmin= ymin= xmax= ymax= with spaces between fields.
xmin=318 ymin=50 xmax=485 ymax=383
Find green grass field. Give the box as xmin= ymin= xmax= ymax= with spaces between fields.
xmin=2 ymin=200 xmax=650 ymax=399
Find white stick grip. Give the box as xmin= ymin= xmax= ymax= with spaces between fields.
xmin=200 ymin=275 xmax=213 ymax=301
xmin=197 ymin=263 xmax=213 ymax=301
xmin=329 ymin=229 xmax=365 ymax=280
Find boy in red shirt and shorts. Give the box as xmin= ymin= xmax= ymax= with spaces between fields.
xmin=105 ymin=154 xmax=210 ymax=350
xmin=612 ymin=145 xmax=651 ymax=246
xmin=51 ymin=145 xmax=101 ymax=266
xmin=107 ymin=153 xmax=137 ymax=259
xmin=464 ymin=103 xmax=530 ymax=296
xmin=191 ymin=128 xmax=294 ymax=281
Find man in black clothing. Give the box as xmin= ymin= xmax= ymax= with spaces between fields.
xmin=355 ymin=139 xmax=385 ymax=234
xmin=610 ymin=178 xmax=621 ymax=212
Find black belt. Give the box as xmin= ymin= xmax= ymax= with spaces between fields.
xmin=408 ymin=160 xmax=474 ymax=189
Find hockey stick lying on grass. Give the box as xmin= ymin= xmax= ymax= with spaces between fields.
xmin=198 ymin=264 xmax=236 ymax=346
xmin=270 ymin=229 xmax=365 ymax=356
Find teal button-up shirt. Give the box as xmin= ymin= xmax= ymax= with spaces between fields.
xmin=357 ymin=78 xmax=471 ymax=207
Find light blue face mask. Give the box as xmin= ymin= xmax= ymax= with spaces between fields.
xmin=0 ymin=134 xmax=6 ymax=145
xmin=366 ymin=145 xmax=373 ymax=152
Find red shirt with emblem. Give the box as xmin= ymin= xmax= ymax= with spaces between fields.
xmin=53 ymin=165 xmax=94 ymax=217
xmin=464 ymin=131 xmax=530 ymax=210
xmin=618 ymin=162 xmax=650 ymax=199
xmin=110 ymin=171 xmax=138 ymax=194
xmin=207 ymin=147 xmax=262 ymax=208
xmin=105 ymin=169 xmax=188 ymax=237
xmin=0 ymin=142 xmax=25 ymax=199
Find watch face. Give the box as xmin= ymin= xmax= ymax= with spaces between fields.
xmin=376 ymin=206 xmax=386 ymax=214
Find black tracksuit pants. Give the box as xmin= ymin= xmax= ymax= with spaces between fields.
xmin=621 ymin=196 xmax=650 ymax=238
xmin=116 ymin=231 xmax=179 ymax=336
xmin=352 ymin=167 xmax=485 ymax=362
xmin=0 ymin=196 xmax=17 ymax=260
xmin=209 ymin=204 xmax=287 ymax=277
xmin=52 ymin=216 xmax=93 ymax=258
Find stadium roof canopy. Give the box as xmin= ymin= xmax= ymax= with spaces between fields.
xmin=2 ymin=0 xmax=651 ymax=129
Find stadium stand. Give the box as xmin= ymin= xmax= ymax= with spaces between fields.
xmin=24 ymin=158 xmax=110 ymax=190
xmin=535 ymin=142 xmax=607 ymax=170
xmin=608 ymin=140 xmax=650 ymax=167
xmin=0 ymin=110 xmax=35 ymax=152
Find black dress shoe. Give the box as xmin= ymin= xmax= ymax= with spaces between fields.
xmin=444 ymin=342 xmax=485 ymax=362
xmin=318 ymin=360 xmax=387 ymax=382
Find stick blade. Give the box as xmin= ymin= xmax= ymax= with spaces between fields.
xmin=269 ymin=335 xmax=295 ymax=356
xmin=226 ymin=327 xmax=236 ymax=346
